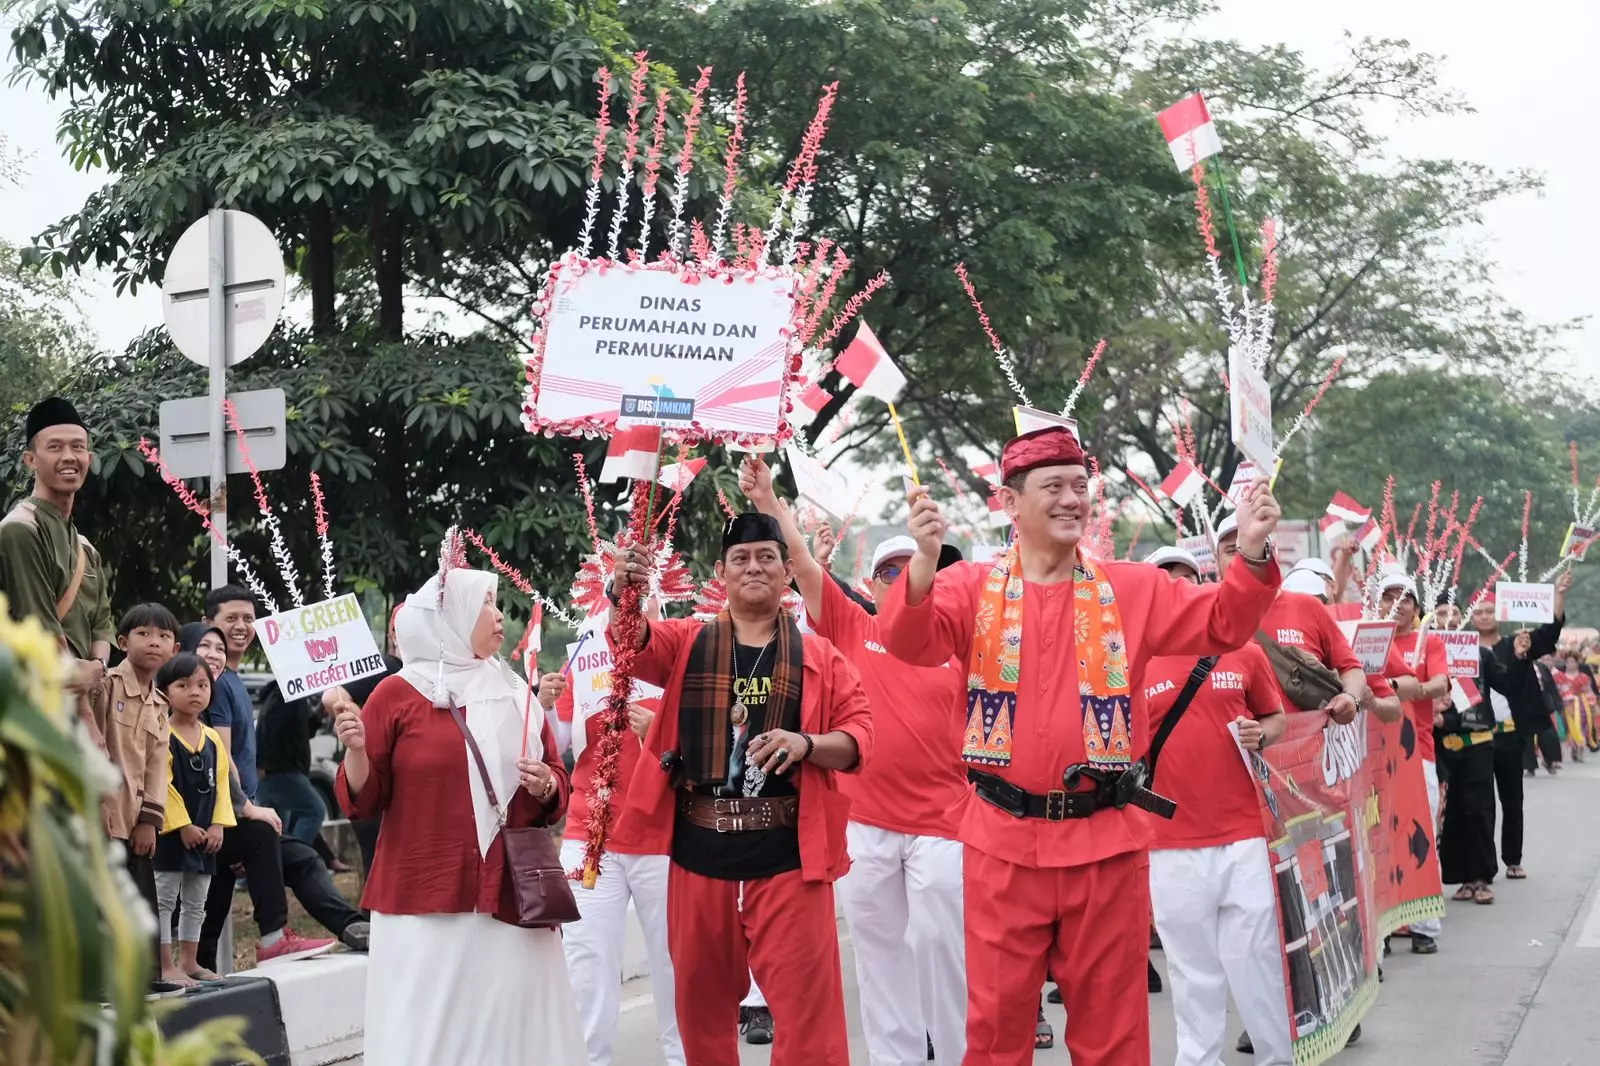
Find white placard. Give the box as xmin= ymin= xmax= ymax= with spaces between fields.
xmin=1226 ymin=349 xmax=1275 ymax=473
xmin=1439 ymin=631 xmax=1480 ymax=679
xmin=1177 ymin=534 xmax=1217 ymax=577
xmin=253 ymin=594 xmax=386 ymax=701
xmin=566 ymin=630 xmax=664 ymax=760
xmin=1339 ymin=620 xmax=1396 ymax=675
xmin=1275 ymin=520 xmax=1313 ymax=568
xmin=534 ymin=261 xmax=798 ymax=437
xmin=1224 ymin=461 xmax=1261 ymax=509
xmin=970 ymin=542 xmax=1006 ymax=564
xmin=1495 ymin=581 xmax=1555 ymax=624
xmin=1563 ymin=523 xmax=1595 ymax=563
xmin=1012 ymin=406 xmax=1080 ymax=439
xmin=785 ymin=445 xmax=856 ymax=520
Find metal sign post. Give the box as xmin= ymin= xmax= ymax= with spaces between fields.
xmin=162 ymin=209 xmax=286 ymax=590
xmin=208 ymin=209 xmax=230 ymax=588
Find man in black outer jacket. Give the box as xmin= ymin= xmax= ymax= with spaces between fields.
xmin=1473 ymin=569 xmax=1576 ymax=880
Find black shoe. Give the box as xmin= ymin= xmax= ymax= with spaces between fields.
xmin=1148 ymin=960 xmax=1162 ymax=993
xmin=1237 ymin=1031 xmax=1254 ymax=1054
xmin=1047 ymin=985 xmax=1063 ymax=1004
xmin=927 ymin=1033 xmax=935 ymax=1060
xmin=340 ymin=920 xmax=371 ymax=952
xmin=1411 ymin=933 xmax=1438 ymax=954
xmin=1383 ymin=935 xmax=1392 ymax=957
xmin=1346 ymin=1024 xmax=1362 ymax=1046
xmin=740 ymin=1006 xmax=774 ymax=1046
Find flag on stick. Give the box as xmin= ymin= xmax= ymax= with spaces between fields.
xmin=600 ymin=424 xmax=663 ymax=482
xmin=835 ymin=321 xmax=906 ymax=402
xmin=657 ymin=458 xmax=707 ymax=492
xmin=793 ymin=382 xmax=832 ymax=426
xmin=1159 ymin=460 xmax=1206 ymax=509
xmin=1158 ymin=92 xmax=1223 ymax=171
xmin=1326 ymin=491 xmax=1371 ymax=525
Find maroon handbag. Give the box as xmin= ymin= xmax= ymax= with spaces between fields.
xmin=446 ymin=704 xmax=580 ymax=927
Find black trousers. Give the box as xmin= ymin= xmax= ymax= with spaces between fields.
xmin=125 ymin=849 xmax=160 ymax=979
xmin=1439 ymin=741 xmax=1498 ymax=886
xmin=197 ymin=821 xmax=364 ymax=972
xmin=1521 ymin=724 xmax=1561 ymax=771
xmin=1492 ymin=732 xmax=1525 ymax=868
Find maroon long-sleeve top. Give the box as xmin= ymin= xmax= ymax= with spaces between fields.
xmin=336 ymin=675 xmax=570 ymax=915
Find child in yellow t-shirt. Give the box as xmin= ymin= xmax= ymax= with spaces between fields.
xmin=154 ymin=652 xmax=236 ymax=986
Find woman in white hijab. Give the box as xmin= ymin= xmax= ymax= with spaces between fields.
xmin=334 ymin=568 xmax=585 ymax=1065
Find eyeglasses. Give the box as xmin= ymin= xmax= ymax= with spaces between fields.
xmin=873 ymin=565 xmax=904 ymax=582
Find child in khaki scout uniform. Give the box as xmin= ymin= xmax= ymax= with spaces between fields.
xmin=92 ymin=603 xmax=180 ymax=984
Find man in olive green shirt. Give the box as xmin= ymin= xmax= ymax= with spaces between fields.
xmin=0 ymin=398 xmax=115 ymax=732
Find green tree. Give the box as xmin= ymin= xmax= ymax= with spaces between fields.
xmin=0 ymin=0 xmax=737 ymax=615
xmin=1271 ymin=368 xmax=1600 ymax=622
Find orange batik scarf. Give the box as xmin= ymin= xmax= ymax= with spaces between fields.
xmin=964 ymin=545 xmax=1134 ymax=770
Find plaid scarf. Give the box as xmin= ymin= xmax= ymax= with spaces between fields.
xmin=964 ymin=546 xmax=1133 ymax=770
xmin=679 ymin=611 xmax=804 ymax=787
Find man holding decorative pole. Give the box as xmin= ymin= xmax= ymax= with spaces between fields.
xmin=608 ymin=512 xmax=873 ymax=1066
xmin=878 ymin=426 xmax=1283 ymax=1066
xmin=742 ymin=454 xmax=971 ymax=1066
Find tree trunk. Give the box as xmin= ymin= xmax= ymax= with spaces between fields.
xmin=308 ymin=201 xmax=335 ymax=337
xmin=369 ymin=194 xmax=405 ymax=340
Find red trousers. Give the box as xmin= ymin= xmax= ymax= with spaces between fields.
xmin=667 ymin=862 xmax=850 ymax=1066
xmin=964 ymin=846 xmax=1151 ymax=1066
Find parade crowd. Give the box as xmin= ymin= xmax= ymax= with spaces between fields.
xmin=10 ymin=395 xmax=1597 ymax=1066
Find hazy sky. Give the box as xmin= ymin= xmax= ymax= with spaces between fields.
xmin=2 ymin=0 xmax=1595 ymax=381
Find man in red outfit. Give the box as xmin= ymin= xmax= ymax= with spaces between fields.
xmin=609 ymin=512 xmax=873 ymax=1066
xmin=878 ymin=427 xmax=1283 ymax=1066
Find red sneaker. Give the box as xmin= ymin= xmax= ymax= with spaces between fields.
xmin=257 ymin=929 xmax=337 ymax=964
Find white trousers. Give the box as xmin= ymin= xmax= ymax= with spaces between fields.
xmin=1151 ymin=839 xmax=1291 ymax=1066
xmin=1412 ymin=759 xmax=1442 ymax=937
xmin=835 ymin=821 xmax=967 ymax=1066
xmin=557 ymin=839 xmax=685 ymax=1066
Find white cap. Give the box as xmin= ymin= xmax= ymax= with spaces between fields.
xmin=1145 ymin=546 xmax=1201 ymax=573
xmin=1379 ymin=571 xmax=1417 ymax=598
xmin=1284 ymin=570 xmax=1329 ymax=598
xmin=1291 ymin=557 xmax=1335 ymax=581
xmin=870 ymin=536 xmax=918 ymax=573
xmin=1215 ymin=513 xmax=1239 ymax=540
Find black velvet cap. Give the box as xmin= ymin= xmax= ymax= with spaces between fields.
xmin=722 ymin=512 xmax=786 ymax=553
xmin=25 ymin=397 xmax=86 ymax=444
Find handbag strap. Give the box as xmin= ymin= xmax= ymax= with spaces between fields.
xmin=1148 ymin=656 xmax=1219 ymax=782
xmin=446 ymin=702 xmax=507 ymax=822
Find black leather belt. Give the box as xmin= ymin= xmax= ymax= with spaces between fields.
xmin=968 ymin=761 xmax=1177 ymax=822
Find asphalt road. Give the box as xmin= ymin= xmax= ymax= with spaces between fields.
xmin=602 ymin=756 xmax=1600 ymax=1064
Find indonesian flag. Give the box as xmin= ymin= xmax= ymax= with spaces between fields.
xmin=526 ymin=602 xmax=543 ymax=655
xmin=1158 ymin=93 xmax=1223 ymax=172
xmin=1451 ymin=677 xmax=1482 ymax=713
xmin=793 ymin=382 xmax=832 ymax=426
xmin=1318 ymin=515 xmax=1348 ymax=543
xmin=657 ymin=458 xmax=707 ymax=492
xmin=1326 ymin=491 xmax=1370 ymax=524
xmin=1355 ymin=518 xmax=1382 ymax=553
xmin=835 ymin=321 xmax=906 ymax=403
xmin=973 ymin=460 xmax=1001 ymax=486
xmin=599 ymin=424 xmax=662 ymax=483
xmin=1159 ymin=460 xmax=1205 ymax=509
xmin=986 ymin=493 xmax=1012 ymax=528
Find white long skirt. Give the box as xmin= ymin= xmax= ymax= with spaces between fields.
xmin=365 ymin=911 xmax=586 ymax=1065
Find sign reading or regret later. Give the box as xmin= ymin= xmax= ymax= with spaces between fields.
xmin=528 ymin=256 xmax=800 ymax=441
xmin=253 ymin=594 xmax=387 ymax=701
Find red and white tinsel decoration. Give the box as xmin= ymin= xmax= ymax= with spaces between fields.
xmin=310 ymin=472 xmax=336 ymax=602
xmin=667 ymin=67 xmax=714 ymax=261
xmin=224 ymin=398 xmax=303 ymax=607
xmin=577 ymin=67 xmax=614 ymax=257
xmin=608 ymin=51 xmax=651 ymax=262
xmin=138 ymin=438 xmax=279 ymax=614
xmin=953 ymin=261 xmax=1031 ymax=406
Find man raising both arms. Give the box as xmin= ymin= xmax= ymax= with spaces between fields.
xmin=742 ymin=455 xmax=970 ymax=1065
xmin=878 ymin=427 xmax=1283 ymax=1066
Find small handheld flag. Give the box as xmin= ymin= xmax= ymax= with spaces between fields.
xmin=1158 ymin=93 xmax=1223 ymax=172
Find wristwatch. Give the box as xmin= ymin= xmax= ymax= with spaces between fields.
xmin=1236 ymin=537 xmax=1276 ymax=566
